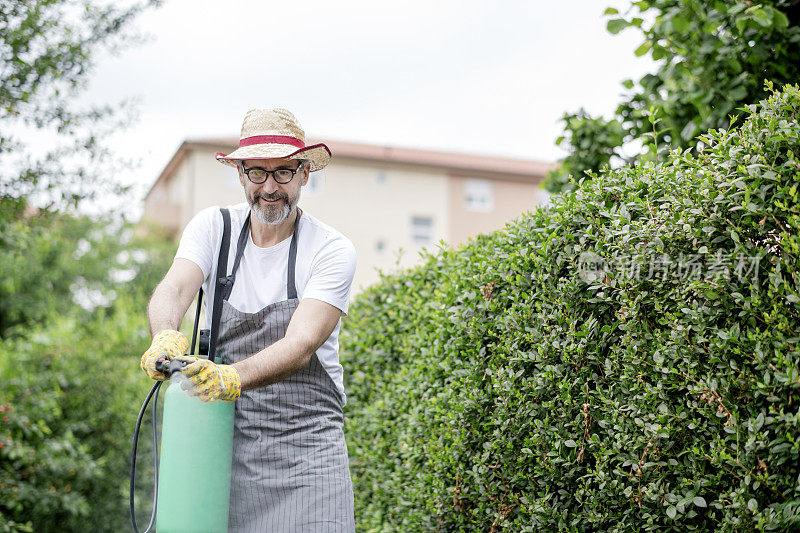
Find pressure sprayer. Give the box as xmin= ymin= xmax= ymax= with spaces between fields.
xmin=130 ymin=207 xmax=246 ymax=532
xmin=129 ymin=288 xmax=234 ymax=533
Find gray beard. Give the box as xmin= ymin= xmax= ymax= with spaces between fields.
xmin=249 ymin=191 xmax=300 ymax=225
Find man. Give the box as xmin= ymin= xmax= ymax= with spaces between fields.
xmin=140 ymin=108 xmax=357 ymax=532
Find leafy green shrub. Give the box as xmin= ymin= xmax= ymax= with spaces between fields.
xmin=341 ymin=84 xmax=800 ymax=531
xmin=0 ymin=308 xmax=142 ymax=532
xmin=0 ymin=216 xmax=176 ymax=532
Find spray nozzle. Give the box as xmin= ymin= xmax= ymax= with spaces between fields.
xmin=155 ymin=358 xmax=188 ymax=379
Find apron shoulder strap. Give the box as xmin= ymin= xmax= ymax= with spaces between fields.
xmin=209 ymin=207 xmax=236 ymax=362
xmin=287 ymin=209 xmax=302 ymax=300
xmin=222 ymin=214 xmax=251 ymax=301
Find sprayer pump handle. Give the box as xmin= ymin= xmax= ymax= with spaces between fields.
xmin=154 ymin=358 xmax=188 ymax=378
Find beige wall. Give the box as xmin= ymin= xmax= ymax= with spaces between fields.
xmin=184 ymin=149 xmax=246 ymax=227
xmin=298 ymin=160 xmax=449 ymax=291
xmin=141 ymin=156 xmax=189 ymax=236
xmin=447 ymin=175 xmax=540 ymax=244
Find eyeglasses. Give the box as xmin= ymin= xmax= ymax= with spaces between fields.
xmin=240 ymin=164 xmax=303 ymax=185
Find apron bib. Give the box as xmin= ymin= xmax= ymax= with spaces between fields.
xmin=215 ymin=209 xmax=355 ymax=532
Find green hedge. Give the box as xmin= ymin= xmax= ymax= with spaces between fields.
xmin=0 ymin=300 xmax=152 ymax=533
xmin=0 ymin=215 xmax=176 ymax=532
xmin=341 ymin=84 xmax=800 ymax=532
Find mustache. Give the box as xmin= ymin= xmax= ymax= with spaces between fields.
xmin=256 ymin=192 xmax=289 ymax=202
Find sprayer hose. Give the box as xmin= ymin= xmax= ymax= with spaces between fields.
xmin=129 ymin=380 xmax=162 ymax=533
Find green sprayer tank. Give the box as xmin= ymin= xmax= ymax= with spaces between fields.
xmin=156 ymin=374 xmax=234 ymax=533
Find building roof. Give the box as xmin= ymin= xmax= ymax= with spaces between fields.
xmin=146 ymin=137 xmax=557 ymax=201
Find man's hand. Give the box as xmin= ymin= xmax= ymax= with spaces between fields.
xmin=140 ymin=330 xmax=189 ymax=380
xmin=176 ymin=356 xmax=241 ymax=403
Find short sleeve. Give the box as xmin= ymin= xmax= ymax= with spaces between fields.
xmin=302 ymin=237 xmax=357 ymax=316
xmin=174 ymin=206 xmax=220 ymax=280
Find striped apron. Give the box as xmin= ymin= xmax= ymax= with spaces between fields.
xmin=216 ymin=211 xmax=355 ymax=532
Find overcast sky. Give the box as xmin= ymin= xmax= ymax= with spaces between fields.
xmin=80 ymin=0 xmax=654 ymax=208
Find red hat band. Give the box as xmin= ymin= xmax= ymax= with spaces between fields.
xmin=238 ymin=135 xmax=305 ymax=149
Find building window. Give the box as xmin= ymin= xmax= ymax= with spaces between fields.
xmin=464 ymin=178 xmax=493 ymax=212
xmin=376 ymin=170 xmax=387 ymax=184
xmin=306 ymin=171 xmax=324 ymax=195
xmin=376 ymin=239 xmax=386 ymax=254
xmin=411 ymin=216 xmax=433 ymax=245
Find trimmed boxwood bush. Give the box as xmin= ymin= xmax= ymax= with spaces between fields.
xmin=341 ymin=84 xmax=800 ymax=532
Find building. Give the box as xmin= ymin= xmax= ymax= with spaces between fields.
xmin=142 ymin=138 xmax=555 ymax=293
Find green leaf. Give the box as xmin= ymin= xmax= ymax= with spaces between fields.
xmin=667 ymin=505 xmax=677 ymax=519
xmin=622 ymin=78 xmax=635 ymax=90
xmin=564 ymin=439 xmax=577 ymax=448
xmin=672 ymin=15 xmax=690 ymax=32
xmin=607 ymin=18 xmax=629 ymax=34
xmin=693 ymin=496 xmax=707 ymax=508
xmin=773 ymin=10 xmax=789 ymax=30
xmin=634 ymin=41 xmax=652 ymax=57
xmin=735 ymin=17 xmax=748 ymax=34
xmin=751 ymin=7 xmax=773 ymax=27
xmin=604 ymin=7 xmax=619 ymax=15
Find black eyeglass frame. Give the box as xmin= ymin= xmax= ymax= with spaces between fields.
xmin=238 ymin=162 xmax=305 ymax=185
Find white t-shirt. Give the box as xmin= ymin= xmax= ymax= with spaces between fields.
xmin=175 ymin=202 xmax=357 ymax=401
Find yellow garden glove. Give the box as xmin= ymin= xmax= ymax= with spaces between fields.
xmin=140 ymin=330 xmax=189 ymax=380
xmin=175 ymin=356 xmax=241 ymax=403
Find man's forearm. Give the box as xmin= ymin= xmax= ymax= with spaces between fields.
xmin=232 ymin=336 xmax=314 ymax=391
xmin=230 ymin=298 xmax=342 ymax=391
xmin=147 ymin=279 xmax=195 ymax=337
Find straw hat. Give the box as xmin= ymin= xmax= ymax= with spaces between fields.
xmin=215 ymin=108 xmax=331 ymax=171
